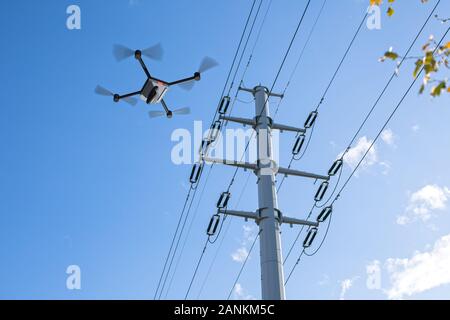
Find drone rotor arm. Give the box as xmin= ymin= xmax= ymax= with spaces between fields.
xmin=167 ymin=74 xmax=198 ymax=87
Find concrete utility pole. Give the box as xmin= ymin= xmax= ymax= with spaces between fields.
xmin=205 ymin=85 xmax=329 ymax=300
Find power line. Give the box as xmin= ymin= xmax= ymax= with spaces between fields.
xmin=333 ymin=26 xmax=449 ymax=208
xmin=153 ymin=185 xmax=196 ymax=299
xmin=163 ymin=164 xmax=214 ymax=298
xmin=170 ymin=0 xmax=268 ymax=299
xmin=227 ymin=229 xmax=261 ymax=300
xmin=196 ymin=171 xmax=252 ymax=299
xmin=282 ymin=0 xmax=443 ymax=271
xmin=182 ymin=0 xmax=314 ymax=299
xmin=284 ymin=249 xmax=304 ymax=285
xmin=195 ymin=0 xmax=313 ymax=298
xmin=157 ymin=178 xmax=201 ymax=299
xmin=185 ymin=237 xmax=209 ymax=299
xmin=154 ymin=0 xmax=260 ymax=299
xmin=273 ymin=0 xmax=328 ymax=117
xmin=287 ymin=21 xmax=449 ymax=283
xmin=277 ymin=10 xmax=368 ymax=190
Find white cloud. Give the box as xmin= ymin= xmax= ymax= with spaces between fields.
xmin=397 ymin=185 xmax=450 ymax=225
xmin=231 ymin=225 xmax=257 ymax=263
xmin=339 ymin=136 xmax=378 ymax=172
xmin=412 ymin=124 xmax=420 ymax=132
xmin=233 ymin=283 xmax=254 ymax=300
xmin=385 ymin=234 xmax=450 ymax=299
xmin=381 ymin=129 xmax=395 ymax=146
xmin=231 ymin=247 xmax=249 ymax=263
xmin=318 ymin=274 xmax=330 ymax=286
xmin=339 ymin=277 xmax=359 ymax=300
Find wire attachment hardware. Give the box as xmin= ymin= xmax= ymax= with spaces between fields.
xmin=216 ymin=192 xmax=231 ymax=209
xmin=303 ymin=227 xmax=318 ymax=248
xmin=189 ymin=162 xmax=204 ymax=184
xmin=304 ymin=111 xmax=318 ymax=129
xmin=218 ymin=96 xmax=231 ymax=115
xmin=317 ymin=206 xmax=333 ymax=223
xmin=206 ymin=214 xmax=221 ymax=236
xmin=292 ymin=134 xmax=306 ymax=156
xmin=314 ymin=181 xmax=329 ymax=202
xmin=209 ymin=120 xmax=222 ymax=143
xmin=328 ymin=159 xmax=343 ymax=176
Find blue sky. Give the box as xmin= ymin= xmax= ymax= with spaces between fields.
xmin=0 ymin=0 xmax=449 ymax=300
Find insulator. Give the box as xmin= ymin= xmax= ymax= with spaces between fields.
xmin=314 ymin=181 xmax=329 ymax=202
xmin=209 ymin=120 xmax=222 ymax=142
xmin=207 ymin=214 xmax=221 ymax=236
xmin=199 ymin=138 xmax=210 ymax=156
xmin=292 ymin=134 xmax=306 ymax=156
xmin=189 ymin=162 xmax=203 ymax=184
xmin=218 ymin=96 xmax=231 ymax=115
xmin=328 ymin=159 xmax=343 ymax=176
xmin=216 ymin=192 xmax=231 ymax=209
xmin=317 ymin=206 xmax=333 ymax=223
xmin=303 ymin=227 xmax=318 ymax=248
xmin=304 ymin=111 xmax=318 ymax=129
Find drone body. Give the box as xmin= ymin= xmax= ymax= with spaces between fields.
xmin=96 ymin=44 xmax=217 ymax=119
xmin=140 ymin=78 xmax=168 ymax=104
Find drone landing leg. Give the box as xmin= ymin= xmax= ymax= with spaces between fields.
xmin=161 ymin=99 xmax=173 ymax=118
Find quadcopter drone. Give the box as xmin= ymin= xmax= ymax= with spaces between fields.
xmin=95 ymin=43 xmax=218 ymax=119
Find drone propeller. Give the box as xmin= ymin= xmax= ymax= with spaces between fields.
xmin=179 ymin=56 xmax=218 ymax=91
xmin=149 ymin=107 xmax=191 ymax=119
xmin=113 ymin=43 xmax=163 ymax=62
xmin=94 ymin=85 xmax=138 ymax=106
xmin=198 ymin=56 xmax=219 ymax=73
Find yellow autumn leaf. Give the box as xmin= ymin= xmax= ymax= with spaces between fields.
xmin=370 ymin=0 xmax=383 ymax=6
xmin=387 ymin=7 xmax=395 ymax=16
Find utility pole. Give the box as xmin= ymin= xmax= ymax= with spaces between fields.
xmin=205 ymin=85 xmax=329 ymax=300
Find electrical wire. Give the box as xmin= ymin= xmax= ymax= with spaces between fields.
xmin=157 ymin=177 xmax=201 ymax=299
xmin=273 ymin=0 xmax=328 ymax=117
xmin=283 ymin=2 xmax=444 ymax=271
xmin=227 ymin=230 xmax=262 ymax=300
xmin=153 ymin=185 xmax=195 ymax=299
xmin=284 ymin=249 xmax=305 ymax=285
xmin=155 ymin=0 xmax=260 ymax=299
xmin=162 ymin=164 xmax=214 ymax=298
xmin=332 ymin=25 xmax=449 ymax=208
xmin=277 ymin=10 xmax=368 ymax=196
xmin=185 ymin=237 xmax=209 ymax=300
xmin=180 ymin=0 xmax=269 ymax=299
xmin=286 ymin=21 xmax=449 ymax=281
xmin=196 ymin=172 xmax=252 ymax=299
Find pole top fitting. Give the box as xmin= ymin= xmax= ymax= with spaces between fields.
xmin=238 ymin=85 xmax=284 ymax=99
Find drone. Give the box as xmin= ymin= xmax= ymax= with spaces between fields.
xmin=95 ymin=43 xmax=218 ymax=119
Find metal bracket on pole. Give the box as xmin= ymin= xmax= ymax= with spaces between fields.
xmin=203 ymin=157 xmax=257 ymax=172
xmin=219 ymin=115 xmax=255 ymax=127
xmin=204 ymin=157 xmax=329 ymax=182
xmin=220 ymin=115 xmax=305 ymax=134
xmin=218 ymin=208 xmax=318 ymax=228
xmin=239 ymin=86 xmax=284 ymax=99
xmin=277 ymin=167 xmax=330 ymax=181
